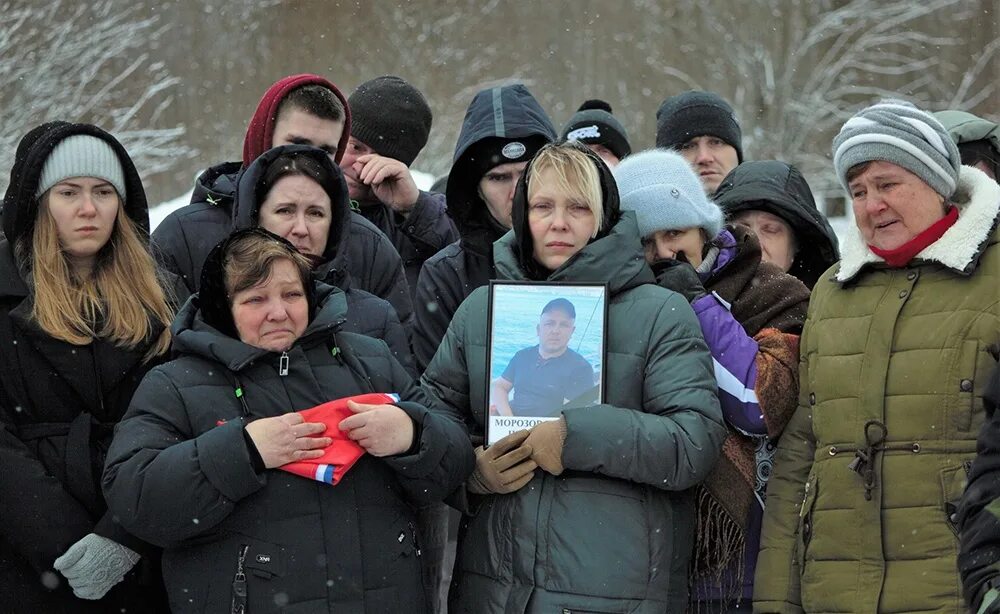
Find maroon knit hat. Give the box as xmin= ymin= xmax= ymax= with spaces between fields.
xmin=242 ymin=74 xmax=352 ymax=166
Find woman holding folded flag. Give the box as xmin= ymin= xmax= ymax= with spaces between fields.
xmin=103 ymin=227 xmax=472 ymax=613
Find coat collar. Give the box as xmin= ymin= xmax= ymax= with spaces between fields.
xmin=836 ymin=165 xmax=1000 ymax=282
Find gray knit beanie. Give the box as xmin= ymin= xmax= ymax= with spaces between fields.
xmin=36 ymin=134 xmax=126 ymax=200
xmin=833 ymin=99 xmax=961 ymax=198
xmin=614 ymin=148 xmax=724 ymax=240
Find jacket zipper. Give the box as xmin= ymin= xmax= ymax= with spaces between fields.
xmin=231 ymin=544 xmax=248 ymax=614
xmin=279 ymin=351 xmax=289 ymax=376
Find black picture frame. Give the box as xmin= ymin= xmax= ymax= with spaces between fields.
xmin=484 ymin=280 xmax=609 ymax=447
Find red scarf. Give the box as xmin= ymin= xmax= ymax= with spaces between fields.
xmin=869 ymin=206 xmax=958 ymax=268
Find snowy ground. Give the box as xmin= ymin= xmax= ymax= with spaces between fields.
xmin=148 ymin=170 xmax=436 ymax=233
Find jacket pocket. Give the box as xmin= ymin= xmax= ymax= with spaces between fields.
xmin=942 ymin=461 xmax=972 ymax=536
xmin=796 ymin=474 xmax=819 ymax=572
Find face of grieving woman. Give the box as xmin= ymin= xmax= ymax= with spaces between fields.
xmin=230 ymin=258 xmax=309 ymax=351
xmin=527 ymin=167 xmax=598 ymax=271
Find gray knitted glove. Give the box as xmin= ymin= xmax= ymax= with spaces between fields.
xmin=53 ymin=533 xmax=140 ymax=600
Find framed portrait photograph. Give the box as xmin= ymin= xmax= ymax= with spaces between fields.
xmin=485 ymin=281 xmax=609 ymax=446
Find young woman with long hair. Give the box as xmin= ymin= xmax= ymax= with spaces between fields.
xmin=0 ymin=122 xmax=175 ymax=612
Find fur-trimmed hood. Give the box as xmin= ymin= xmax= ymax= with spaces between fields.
xmin=836 ymin=165 xmax=1000 ymax=282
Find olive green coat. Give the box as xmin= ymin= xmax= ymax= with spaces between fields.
xmin=421 ymin=212 xmax=726 ymax=613
xmin=754 ymin=167 xmax=1000 ymax=613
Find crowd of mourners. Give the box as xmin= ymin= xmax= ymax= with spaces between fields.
xmin=1 ymin=70 xmax=1000 ymax=614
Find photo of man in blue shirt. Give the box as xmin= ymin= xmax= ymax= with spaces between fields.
xmin=490 ymin=298 xmax=596 ymax=417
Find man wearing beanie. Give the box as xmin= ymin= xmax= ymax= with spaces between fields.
xmin=413 ymin=83 xmax=556 ymax=372
xmin=755 ymin=99 xmax=1000 ymax=614
xmin=616 ymin=149 xmax=809 ymax=612
xmin=560 ymin=99 xmax=631 ymax=168
xmin=152 ymin=74 xmax=413 ymax=330
xmin=342 ymin=75 xmax=458 ymax=295
xmin=656 ymin=90 xmax=743 ymax=196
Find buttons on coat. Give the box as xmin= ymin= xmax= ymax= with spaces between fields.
xmin=829 ymin=446 xmax=838 ymax=456
xmin=899 ymin=290 xmax=908 ymax=299
xmin=961 ymin=379 xmax=974 ymax=392
xmin=906 ymin=271 xmax=918 ymax=281
xmin=809 ymin=392 xmax=816 ymax=405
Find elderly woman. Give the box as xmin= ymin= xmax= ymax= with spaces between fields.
xmin=421 ymin=141 xmax=726 ymax=613
xmin=231 ymin=143 xmax=415 ymax=375
xmin=0 ymin=122 xmax=178 ymax=612
xmin=754 ymin=100 xmax=1000 ymax=613
xmin=103 ymin=228 xmax=473 ymax=613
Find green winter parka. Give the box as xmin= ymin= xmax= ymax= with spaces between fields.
xmin=754 ymin=166 xmax=1000 ymax=613
xmin=421 ymin=206 xmax=726 ymax=613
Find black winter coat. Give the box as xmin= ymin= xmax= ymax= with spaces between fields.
xmin=713 ymin=160 xmax=839 ymax=289
xmin=103 ymin=284 xmax=474 ymax=613
xmin=356 ymin=190 xmax=459 ymax=298
xmin=412 ymin=85 xmax=556 ymax=370
xmin=231 ymin=145 xmax=416 ymax=375
xmin=151 ymin=159 xmax=415 ymax=328
xmin=0 ymin=121 xmax=169 ymax=613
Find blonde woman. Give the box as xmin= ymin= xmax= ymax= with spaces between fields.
xmin=422 ymin=141 xmax=726 ymax=612
xmin=0 ymin=122 xmax=175 ymax=613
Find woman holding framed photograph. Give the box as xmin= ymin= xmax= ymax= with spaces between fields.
xmin=421 ymin=141 xmax=726 ymax=613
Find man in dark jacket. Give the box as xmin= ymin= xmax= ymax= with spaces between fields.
xmin=341 ymin=76 xmax=459 ymax=296
xmin=656 ymin=90 xmax=743 ymax=196
xmin=151 ymin=73 xmax=414 ymax=328
xmin=713 ymin=161 xmax=839 ymax=289
xmin=413 ymin=84 xmax=556 ymax=371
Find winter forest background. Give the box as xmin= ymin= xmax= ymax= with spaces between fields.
xmin=2 ymin=0 xmax=998 ymax=226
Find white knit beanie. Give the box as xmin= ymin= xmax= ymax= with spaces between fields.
xmin=613 ymin=148 xmax=723 ymax=240
xmin=35 ymin=134 xmax=126 ymax=200
xmin=832 ymin=99 xmax=961 ymax=198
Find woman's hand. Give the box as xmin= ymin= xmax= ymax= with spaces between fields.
xmin=339 ymin=402 xmax=415 ymax=457
xmin=244 ymin=414 xmax=331 ymax=469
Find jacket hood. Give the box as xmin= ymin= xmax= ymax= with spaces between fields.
xmin=836 ymin=164 xmax=1000 ymax=282
xmin=2 ymin=122 xmax=150 ymax=254
xmin=934 ymin=110 xmax=1000 ymax=154
xmin=174 ymin=281 xmax=348 ymax=372
xmin=714 ymin=160 xmax=839 ymax=289
xmin=242 ymin=74 xmax=352 ymax=167
xmin=232 ymin=144 xmax=352 ymax=270
xmin=190 ymin=161 xmax=242 ymax=212
xmin=446 ymin=84 xmax=556 ymax=252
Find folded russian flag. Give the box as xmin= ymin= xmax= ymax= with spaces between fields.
xmin=280 ymin=392 xmax=400 ymax=485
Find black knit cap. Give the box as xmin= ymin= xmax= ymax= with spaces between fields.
xmin=197 ymin=227 xmax=317 ymax=339
xmin=655 ymin=91 xmax=744 ymax=162
xmin=560 ymin=99 xmax=632 ymax=160
xmin=348 ymin=75 xmax=432 ymax=166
